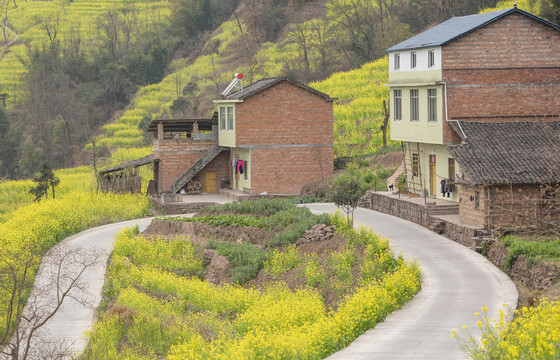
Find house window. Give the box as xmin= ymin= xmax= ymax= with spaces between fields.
xmin=219 ymin=106 xmax=226 ymax=130
xmin=448 ymin=158 xmax=455 ymax=179
xmin=412 ymin=153 xmax=419 ymax=177
xmin=474 ymin=191 xmax=480 ymax=209
xmin=394 ymin=90 xmax=402 ymax=121
xmin=227 ymin=106 xmax=234 ymax=130
xmin=411 ymin=52 xmax=417 ymax=69
xmin=428 ymin=89 xmax=437 ymax=122
xmin=428 ymin=50 xmax=435 ymax=68
xmin=410 ymin=89 xmax=419 ymax=122
xmin=394 ymin=53 xmax=400 ymax=70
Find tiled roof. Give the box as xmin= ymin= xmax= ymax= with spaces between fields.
xmin=448 ymin=121 xmax=560 ymax=186
xmin=225 ymin=77 xmax=334 ymax=101
xmin=387 ymin=7 xmax=560 ymax=52
xmin=99 ymin=154 xmax=159 ymax=175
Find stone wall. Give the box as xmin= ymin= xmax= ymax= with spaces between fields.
xmin=366 ymin=191 xmax=481 ymax=248
xmin=368 ymin=192 xmax=430 ymax=227
xmin=488 ymin=241 xmax=560 ymax=290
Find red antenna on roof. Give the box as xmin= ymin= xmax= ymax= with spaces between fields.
xmin=222 ymin=73 xmax=244 ymax=96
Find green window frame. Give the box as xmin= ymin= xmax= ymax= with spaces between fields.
xmin=410 ymin=89 xmax=419 ymax=122
xmin=220 ymin=106 xmax=226 ymax=130
xmin=428 ymin=89 xmax=437 ymax=122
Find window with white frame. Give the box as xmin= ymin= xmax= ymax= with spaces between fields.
xmin=227 ymin=106 xmax=234 ymax=130
xmin=410 ymin=89 xmax=419 ymax=122
xmin=219 ymin=106 xmax=226 ymax=130
xmin=411 ymin=52 xmax=417 ymax=69
xmin=394 ymin=90 xmax=402 ymax=121
xmin=394 ymin=53 xmax=400 ymax=70
xmin=428 ymin=89 xmax=437 ymax=122
xmin=428 ymin=50 xmax=435 ymax=68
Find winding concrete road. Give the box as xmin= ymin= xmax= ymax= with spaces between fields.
xmin=6 ymin=218 xmax=154 ymax=359
xmin=11 ymin=204 xmax=517 ymax=359
xmin=305 ymin=204 xmax=518 ymax=360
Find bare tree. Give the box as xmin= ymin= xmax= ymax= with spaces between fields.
xmin=0 ymin=0 xmax=10 ymax=42
xmin=34 ymin=9 xmax=63 ymax=45
xmin=287 ymin=21 xmax=311 ymax=81
xmin=0 ymin=244 xmax=103 ymax=360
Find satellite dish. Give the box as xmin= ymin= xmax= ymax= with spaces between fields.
xmin=222 ymin=73 xmax=244 ymax=96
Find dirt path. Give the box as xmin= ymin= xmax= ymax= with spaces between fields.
xmin=2 ymin=27 xmax=17 ymax=48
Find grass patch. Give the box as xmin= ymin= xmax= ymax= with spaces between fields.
xmin=501 ymin=235 xmax=560 ymax=268
xmin=206 ymin=240 xmax=268 ymax=285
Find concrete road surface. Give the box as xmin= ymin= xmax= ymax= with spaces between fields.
xmin=10 ymin=203 xmax=517 ymax=359
xmin=303 ymin=204 xmax=518 ymax=360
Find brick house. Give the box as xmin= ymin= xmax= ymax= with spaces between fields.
xmin=101 ymin=77 xmax=334 ymax=197
xmin=214 ymin=77 xmax=335 ymax=195
xmin=386 ymin=7 xmax=560 ymax=231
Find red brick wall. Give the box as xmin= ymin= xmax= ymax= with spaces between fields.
xmin=235 ymin=81 xmax=334 ymax=146
xmin=153 ymin=138 xmax=218 ymax=192
xmin=191 ymin=151 xmax=230 ymax=193
xmin=442 ymin=12 xmax=560 ymax=143
xmin=233 ymin=80 xmax=334 ymax=194
xmin=250 ymin=146 xmax=334 ymax=194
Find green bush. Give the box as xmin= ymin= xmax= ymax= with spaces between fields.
xmin=206 ymin=240 xmax=268 ymax=284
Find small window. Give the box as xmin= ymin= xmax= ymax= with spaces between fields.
xmin=227 ymin=106 xmax=234 ymax=130
xmin=428 ymin=89 xmax=437 ymax=122
xmin=410 ymin=52 xmax=417 ymax=69
xmin=474 ymin=191 xmax=480 ymax=209
xmin=219 ymin=106 xmax=226 ymax=130
xmin=394 ymin=53 xmax=400 ymax=70
xmin=394 ymin=90 xmax=402 ymax=121
xmin=428 ymin=50 xmax=435 ymax=68
xmin=410 ymin=89 xmax=419 ymax=122
xmin=412 ymin=153 xmax=419 ymax=177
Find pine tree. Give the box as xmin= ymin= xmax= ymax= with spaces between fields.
xmin=29 ymin=162 xmax=60 ymax=201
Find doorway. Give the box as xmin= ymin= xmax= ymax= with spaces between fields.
xmin=205 ymin=171 xmax=216 ymax=193
xmin=429 ymin=154 xmax=436 ymax=196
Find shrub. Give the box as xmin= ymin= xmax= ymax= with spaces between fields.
xmin=206 ymin=240 xmax=268 ymax=284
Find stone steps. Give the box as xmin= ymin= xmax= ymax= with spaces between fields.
xmin=426 ymin=204 xmax=459 ymax=216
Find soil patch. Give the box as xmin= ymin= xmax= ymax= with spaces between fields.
xmin=142 ymin=217 xmax=362 ymax=310
xmin=143 ymin=219 xmax=276 ymax=246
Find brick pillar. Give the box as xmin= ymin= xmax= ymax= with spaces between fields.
xmin=193 ymin=121 xmax=199 ymax=134
xmin=157 ymin=122 xmax=163 ymax=140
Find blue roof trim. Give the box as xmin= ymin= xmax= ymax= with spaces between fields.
xmin=386 ymin=7 xmax=560 ymax=52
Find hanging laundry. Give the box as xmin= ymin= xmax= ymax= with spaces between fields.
xmin=441 ymin=179 xmax=447 ymax=196
xmin=233 ymin=158 xmax=239 ymax=174
xmin=238 ymin=160 xmax=245 ymax=175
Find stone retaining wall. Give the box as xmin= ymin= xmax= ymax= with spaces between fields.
xmin=363 ymin=192 xmax=479 ymax=249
